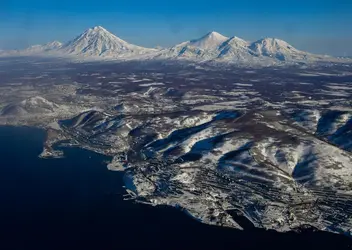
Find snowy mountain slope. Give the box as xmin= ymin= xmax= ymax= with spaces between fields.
xmin=217 ymin=36 xmax=253 ymax=60
xmin=249 ymin=38 xmax=332 ymax=62
xmin=284 ymin=109 xmax=352 ymax=152
xmin=59 ymin=26 xmax=156 ymax=58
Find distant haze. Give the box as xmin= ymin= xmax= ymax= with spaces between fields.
xmin=0 ymin=0 xmax=351 ymax=56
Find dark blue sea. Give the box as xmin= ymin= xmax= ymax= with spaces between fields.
xmin=0 ymin=126 xmax=351 ymax=250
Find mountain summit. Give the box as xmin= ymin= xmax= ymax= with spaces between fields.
xmin=157 ymin=31 xmax=231 ymax=59
xmin=60 ymin=26 xmax=155 ymax=57
xmin=189 ymin=31 xmax=229 ymax=50
xmin=249 ymin=38 xmax=309 ymax=61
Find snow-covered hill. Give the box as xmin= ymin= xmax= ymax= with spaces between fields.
xmin=0 ymin=96 xmax=60 ymax=116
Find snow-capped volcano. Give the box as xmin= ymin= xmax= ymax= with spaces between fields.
xmin=155 ymin=31 xmax=230 ymax=59
xmin=189 ymin=31 xmax=229 ymax=50
xmin=60 ymin=26 xmax=155 ymax=57
xmin=249 ymin=38 xmax=310 ymax=61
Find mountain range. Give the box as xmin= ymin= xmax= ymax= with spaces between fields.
xmin=0 ymin=26 xmax=347 ymax=65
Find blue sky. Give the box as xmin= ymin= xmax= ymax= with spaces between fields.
xmin=0 ymin=0 xmax=351 ymax=55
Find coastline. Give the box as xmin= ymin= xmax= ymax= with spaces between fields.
xmin=1 ymin=125 xmax=352 ymax=249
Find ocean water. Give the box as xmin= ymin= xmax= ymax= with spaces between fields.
xmin=0 ymin=126 xmax=351 ymax=250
